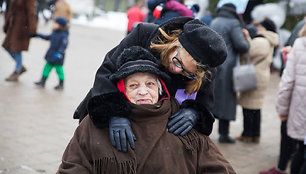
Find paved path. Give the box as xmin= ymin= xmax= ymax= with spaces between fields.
xmin=0 ymin=17 xmax=285 ymax=174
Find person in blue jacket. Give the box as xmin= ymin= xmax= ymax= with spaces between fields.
xmin=34 ymin=16 xmax=69 ymax=90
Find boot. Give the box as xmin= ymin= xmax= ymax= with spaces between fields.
xmin=5 ymin=71 xmax=19 ymax=81
xmin=35 ymin=77 xmax=47 ymax=87
xmin=252 ymin=136 xmax=260 ymax=143
xmin=235 ymin=136 xmax=253 ymax=143
xmin=218 ymin=135 xmax=236 ymax=144
xmin=19 ymin=66 xmax=27 ymax=75
xmin=54 ymin=80 xmax=64 ymax=90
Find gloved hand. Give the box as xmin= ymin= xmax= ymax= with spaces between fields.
xmin=54 ymin=52 xmax=62 ymax=59
xmin=27 ymin=32 xmax=37 ymax=38
xmin=109 ymin=117 xmax=136 ymax=152
xmin=153 ymin=3 xmax=165 ymax=19
xmin=168 ymin=108 xmax=199 ymax=136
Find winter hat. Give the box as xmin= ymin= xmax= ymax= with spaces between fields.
xmin=55 ymin=16 xmax=67 ymax=27
xmin=260 ymin=18 xmax=277 ymax=33
xmin=222 ymin=3 xmax=237 ymax=11
xmin=178 ymin=19 xmax=227 ymax=67
xmin=109 ymin=46 xmax=170 ymax=82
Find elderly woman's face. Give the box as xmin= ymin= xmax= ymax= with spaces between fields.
xmin=168 ymin=46 xmax=197 ymax=79
xmin=125 ymin=72 xmax=159 ymax=105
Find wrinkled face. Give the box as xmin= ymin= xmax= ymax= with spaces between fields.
xmin=125 ymin=72 xmax=159 ymax=105
xmin=168 ymin=46 xmax=197 ymax=79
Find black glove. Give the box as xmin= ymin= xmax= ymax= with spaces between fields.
xmin=109 ymin=117 xmax=136 ymax=152
xmin=168 ymin=108 xmax=199 ymax=136
xmin=27 ymin=33 xmax=37 ymax=37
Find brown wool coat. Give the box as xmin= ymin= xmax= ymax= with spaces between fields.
xmin=2 ymin=0 xmax=37 ymax=52
xmin=238 ymin=29 xmax=279 ymax=110
xmin=52 ymin=0 xmax=72 ymax=22
xmin=58 ymin=98 xmax=236 ymax=174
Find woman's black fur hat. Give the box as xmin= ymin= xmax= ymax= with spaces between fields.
xmin=178 ymin=19 xmax=227 ymax=68
xmin=109 ymin=46 xmax=170 ymax=82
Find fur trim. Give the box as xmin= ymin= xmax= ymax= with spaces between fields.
xmin=181 ymin=100 xmax=215 ymax=136
xmin=88 ymin=92 xmax=131 ymax=128
xmin=116 ymin=46 xmax=161 ymax=69
xmin=178 ymin=129 xmax=201 ymax=152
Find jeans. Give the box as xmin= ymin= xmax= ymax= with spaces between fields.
xmin=7 ymin=50 xmax=22 ymax=72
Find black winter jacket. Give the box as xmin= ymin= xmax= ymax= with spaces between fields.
xmin=74 ymin=17 xmax=215 ymax=136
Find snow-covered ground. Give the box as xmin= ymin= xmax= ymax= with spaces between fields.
xmin=71 ymin=11 xmax=127 ymax=31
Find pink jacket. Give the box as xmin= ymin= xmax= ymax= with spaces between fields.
xmin=275 ymin=37 xmax=306 ymax=141
xmin=166 ymin=0 xmax=193 ymax=17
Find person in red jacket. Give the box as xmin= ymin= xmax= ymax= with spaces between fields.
xmin=127 ymin=0 xmax=146 ymax=34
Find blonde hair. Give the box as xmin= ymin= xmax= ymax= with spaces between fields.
xmin=150 ymin=28 xmax=212 ymax=94
xmin=298 ymin=24 xmax=306 ymax=37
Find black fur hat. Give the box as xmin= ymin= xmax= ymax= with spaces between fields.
xmin=260 ymin=18 xmax=277 ymax=33
xmin=178 ymin=19 xmax=227 ymax=68
xmin=109 ymin=46 xmax=170 ymax=82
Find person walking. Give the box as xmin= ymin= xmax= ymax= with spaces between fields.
xmin=2 ymin=0 xmax=37 ymax=81
xmin=33 ymin=16 xmax=69 ymax=90
xmin=209 ymin=3 xmax=250 ymax=143
xmin=274 ymin=24 xmax=306 ymax=174
xmin=73 ymin=16 xmax=227 ymax=152
xmin=236 ymin=19 xmax=279 ymax=143
xmin=52 ymin=0 xmax=72 ymax=23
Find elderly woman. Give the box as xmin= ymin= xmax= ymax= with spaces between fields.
xmin=58 ymin=46 xmax=235 ymax=174
xmin=74 ymin=17 xmax=227 ymax=152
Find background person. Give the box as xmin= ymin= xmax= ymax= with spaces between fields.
xmin=73 ymin=16 xmax=227 ymax=152
xmin=52 ymin=0 xmax=72 ymax=23
xmin=126 ymin=0 xmax=146 ymax=35
xmin=33 ymin=16 xmax=69 ymax=90
xmin=2 ymin=0 xmax=37 ymax=81
xmin=146 ymin=0 xmax=193 ymax=24
xmin=237 ymin=19 xmax=279 ymax=143
xmin=209 ymin=3 xmax=250 ymax=144
xmin=58 ymin=46 xmax=236 ymax=174
xmin=275 ymin=24 xmax=306 ymax=174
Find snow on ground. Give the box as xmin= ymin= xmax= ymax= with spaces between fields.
xmin=71 ymin=11 xmax=127 ymax=31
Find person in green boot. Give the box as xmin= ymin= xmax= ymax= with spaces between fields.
xmin=33 ymin=16 xmax=69 ymax=90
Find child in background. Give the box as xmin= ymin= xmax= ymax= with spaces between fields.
xmin=34 ymin=16 xmax=69 ymax=90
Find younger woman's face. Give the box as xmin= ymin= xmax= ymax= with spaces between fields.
xmin=168 ymin=46 xmax=197 ymax=79
xmin=125 ymin=72 xmax=159 ymax=105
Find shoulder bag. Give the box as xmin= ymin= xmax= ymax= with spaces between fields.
xmin=233 ymin=54 xmax=257 ymax=92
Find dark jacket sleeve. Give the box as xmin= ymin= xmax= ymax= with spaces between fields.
xmin=82 ymin=23 xmax=157 ymax=128
xmin=180 ymin=68 xmax=216 ymax=136
xmin=229 ymin=20 xmax=249 ymax=53
xmin=36 ymin=33 xmax=51 ymax=40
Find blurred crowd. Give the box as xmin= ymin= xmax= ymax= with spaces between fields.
xmin=1 ymin=0 xmax=305 ymax=174
xmin=126 ymin=2 xmax=306 ymax=173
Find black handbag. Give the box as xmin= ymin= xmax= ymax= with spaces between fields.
xmin=233 ymin=54 xmax=257 ymax=92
